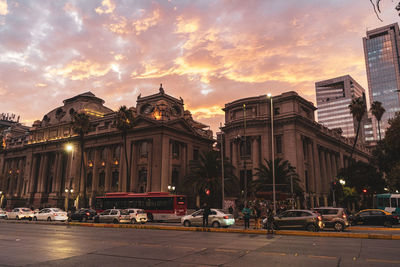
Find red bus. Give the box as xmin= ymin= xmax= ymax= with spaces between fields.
xmin=95 ymin=192 xmax=187 ymax=221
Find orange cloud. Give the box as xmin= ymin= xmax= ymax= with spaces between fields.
xmin=0 ymin=0 xmax=8 ymax=15
xmin=47 ymin=60 xmax=111 ymax=81
xmin=132 ymin=9 xmax=160 ymax=35
xmin=95 ymin=0 xmax=115 ymax=14
xmin=35 ymin=83 xmax=47 ymax=87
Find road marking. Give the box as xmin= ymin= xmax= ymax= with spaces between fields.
xmin=307 ymin=255 xmax=337 ymax=260
xmin=214 ymin=248 xmax=241 ymax=253
xmin=261 ymin=252 xmax=286 ymax=256
xmin=366 ymin=259 xmax=400 ymax=264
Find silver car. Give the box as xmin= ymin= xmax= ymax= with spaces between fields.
xmin=181 ymin=209 xmax=235 ymax=228
xmin=94 ymin=209 xmax=130 ymax=224
xmin=0 ymin=208 xmax=7 ymax=219
xmin=33 ymin=208 xmax=68 ymax=222
xmin=126 ymin=208 xmax=148 ymax=224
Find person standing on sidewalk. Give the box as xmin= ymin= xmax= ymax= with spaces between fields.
xmin=254 ymin=204 xmax=261 ymax=229
xmin=202 ymin=203 xmax=211 ymax=227
xmin=242 ymin=204 xmax=251 ymax=229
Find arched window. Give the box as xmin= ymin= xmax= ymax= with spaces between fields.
xmin=87 ymin=172 xmax=93 ymax=191
xmin=138 ymin=168 xmax=147 ymax=193
xmin=98 ymin=171 xmax=105 ymax=189
xmin=140 ymin=141 xmax=148 ymax=158
xmin=111 ymin=171 xmax=119 ymax=191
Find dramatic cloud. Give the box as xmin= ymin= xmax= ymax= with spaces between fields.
xmin=1 ymin=0 xmax=399 ymax=133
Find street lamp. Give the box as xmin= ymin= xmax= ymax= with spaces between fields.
xmin=65 ymin=188 xmax=74 ymax=211
xmin=267 ymin=93 xmax=276 ymax=215
xmin=168 ymin=185 xmax=175 ymax=194
xmin=339 ymin=179 xmax=346 ymax=186
xmin=219 ymin=123 xmax=225 ymax=210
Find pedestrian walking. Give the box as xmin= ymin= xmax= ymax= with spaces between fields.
xmin=266 ymin=210 xmax=275 ymax=234
xmin=254 ymin=205 xmax=261 ymax=229
xmin=242 ymin=204 xmax=251 ymax=229
xmin=202 ymin=203 xmax=211 ymax=227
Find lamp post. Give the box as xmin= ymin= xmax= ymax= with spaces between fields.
xmin=168 ymin=185 xmax=176 ymax=194
xmin=267 ymin=93 xmax=276 ymax=215
xmin=64 ymin=188 xmax=74 ymax=211
xmin=243 ymin=104 xmax=247 ymax=206
xmin=219 ymin=123 xmax=225 ymax=210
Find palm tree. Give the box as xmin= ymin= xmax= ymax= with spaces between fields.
xmin=114 ymin=106 xmax=135 ymax=192
xmin=184 ymin=150 xmax=238 ymax=207
xmin=253 ymin=158 xmax=302 ymax=195
xmin=348 ymin=97 xmax=366 ymax=160
xmin=71 ymin=112 xmax=92 ymax=208
xmin=370 ymin=101 xmax=386 ymax=141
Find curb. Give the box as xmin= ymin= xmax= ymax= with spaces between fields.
xmin=348 ymin=226 xmax=400 ymax=231
xmin=67 ymin=222 xmax=400 ymax=240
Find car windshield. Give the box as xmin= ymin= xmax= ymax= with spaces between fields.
xmin=136 ymin=210 xmax=145 ymax=214
xmin=51 ymin=208 xmax=61 ymax=212
xmin=22 ymin=208 xmax=31 ymax=212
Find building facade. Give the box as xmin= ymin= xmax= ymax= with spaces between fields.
xmin=363 ymin=23 xmax=400 ymax=139
xmin=315 ymin=75 xmax=369 ymax=141
xmin=0 ymin=87 xmax=213 ymax=209
xmin=221 ymin=91 xmax=371 ymax=208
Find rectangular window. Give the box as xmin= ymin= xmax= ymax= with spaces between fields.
xmin=240 ymin=138 xmax=251 ymax=158
xmin=193 ymin=149 xmax=199 ymax=161
xmin=172 ymin=141 xmax=180 ymax=159
xmin=275 ymin=135 xmax=282 ymax=154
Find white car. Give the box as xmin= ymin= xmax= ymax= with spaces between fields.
xmin=0 ymin=208 xmax=7 ymax=219
xmin=33 ymin=208 xmax=68 ymax=221
xmin=126 ymin=208 xmax=148 ymax=224
xmin=6 ymin=208 xmax=34 ymax=220
xmin=181 ymin=209 xmax=235 ymax=228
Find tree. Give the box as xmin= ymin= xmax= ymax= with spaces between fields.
xmin=184 ymin=150 xmax=238 ymax=207
xmin=370 ymin=0 xmax=400 ymax=21
xmin=71 ymin=112 xmax=92 ymax=208
xmin=114 ymin=106 xmax=135 ymax=192
xmin=253 ymin=158 xmax=302 ymax=196
xmin=370 ymin=101 xmax=385 ymax=141
xmin=348 ymin=97 xmax=366 ymax=160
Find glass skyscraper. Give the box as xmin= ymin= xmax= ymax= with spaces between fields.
xmin=363 ymin=23 xmax=400 ymax=139
xmin=315 ymin=75 xmax=368 ymax=140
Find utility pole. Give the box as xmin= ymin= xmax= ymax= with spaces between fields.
xmin=243 ymin=104 xmax=247 ymax=206
xmin=220 ymin=123 xmax=225 ymax=210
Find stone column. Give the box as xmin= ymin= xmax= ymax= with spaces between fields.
xmin=28 ymin=155 xmax=38 ymax=194
xmin=105 ymin=147 xmax=112 ymax=191
xmin=307 ymin=141 xmax=315 ymax=193
xmin=331 ymin=153 xmax=338 ymax=178
xmin=92 ymin=149 xmax=100 ymax=193
xmin=39 ymin=154 xmax=49 ymax=193
xmin=313 ymin=143 xmax=321 ymax=196
xmin=252 ymin=137 xmax=260 ymax=179
xmin=51 ymin=153 xmax=60 ymax=193
xmin=339 ymin=152 xmax=344 ymax=169
xmin=8 ymin=160 xmax=17 ymax=195
xmin=160 ymin=135 xmax=170 ymax=192
xmin=118 ymin=144 xmax=125 ymax=192
xmin=168 ymin=141 xmax=173 ymax=186
xmin=131 ymin=142 xmax=138 ymax=192
xmin=180 ymin=143 xmax=187 ymax=192
xmin=325 ymin=151 xmax=332 ymax=186
xmin=319 ymin=148 xmax=327 ymax=194
xmin=146 ymin=141 xmax=153 ymax=192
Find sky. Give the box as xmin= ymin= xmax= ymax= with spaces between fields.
xmin=0 ymin=0 xmax=399 ymax=134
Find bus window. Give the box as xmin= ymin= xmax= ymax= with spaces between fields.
xmin=391 ymin=198 xmax=398 ymax=208
xmin=378 ymin=197 xmax=384 ymax=207
xmin=384 ymin=198 xmax=390 ymax=207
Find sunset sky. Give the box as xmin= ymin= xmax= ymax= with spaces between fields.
xmin=1 ymin=0 xmax=399 ymax=133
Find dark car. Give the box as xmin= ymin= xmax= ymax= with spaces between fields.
xmin=262 ymin=209 xmax=324 ymax=232
xmin=350 ymin=209 xmax=399 ymax=227
xmin=68 ymin=208 xmax=97 ymax=222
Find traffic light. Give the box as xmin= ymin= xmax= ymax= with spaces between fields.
xmin=362 ymin=189 xmax=367 ymax=194
xmin=205 ymin=188 xmax=210 ymax=196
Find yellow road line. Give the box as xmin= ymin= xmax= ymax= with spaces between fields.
xmin=366 ymin=258 xmax=400 ymax=264
xmin=307 ymin=255 xmax=337 ymax=260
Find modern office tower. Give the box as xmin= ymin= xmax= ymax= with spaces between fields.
xmin=315 ymin=75 xmax=367 ymax=140
xmin=363 ymin=23 xmax=400 ymax=139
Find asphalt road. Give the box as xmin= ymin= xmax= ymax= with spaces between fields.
xmin=1 ymin=223 xmax=400 ymax=266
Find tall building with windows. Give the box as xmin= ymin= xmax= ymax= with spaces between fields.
xmin=315 ymin=75 xmax=367 ymax=140
xmin=363 ymin=23 xmax=400 ymax=139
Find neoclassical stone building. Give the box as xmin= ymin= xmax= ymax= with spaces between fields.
xmin=0 ymin=86 xmax=213 ymax=208
xmin=221 ymin=91 xmax=372 ymax=208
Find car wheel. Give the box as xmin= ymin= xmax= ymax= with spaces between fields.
xmin=212 ymin=221 xmax=220 ymax=228
xmin=113 ymin=219 xmax=119 ymax=224
xmin=306 ymin=223 xmax=317 ymax=232
xmin=147 ymin=213 xmax=154 ymax=222
xmin=33 ymin=217 xmax=37 ymax=221
xmin=131 ymin=218 xmax=137 ymax=224
xmin=67 ymin=217 xmax=72 ymax=222
xmin=384 ymin=221 xmax=393 ymax=228
xmin=334 ymin=222 xmax=344 ymax=232
xmin=183 ymin=220 xmax=191 ymax=227
xmin=47 ymin=217 xmax=51 ymax=222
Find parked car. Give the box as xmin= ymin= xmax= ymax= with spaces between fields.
xmin=181 ymin=209 xmax=235 ymax=228
xmin=263 ymin=209 xmax=324 ymax=232
xmin=68 ymin=208 xmax=97 ymax=222
xmin=313 ymin=207 xmax=349 ymax=231
xmin=349 ymin=209 xmax=399 ymax=227
xmin=6 ymin=208 xmax=34 ymax=220
xmin=0 ymin=208 xmax=7 ymax=219
xmin=33 ymin=208 xmax=68 ymax=221
xmin=93 ymin=209 xmax=130 ymax=224
xmin=125 ymin=208 xmax=148 ymax=224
